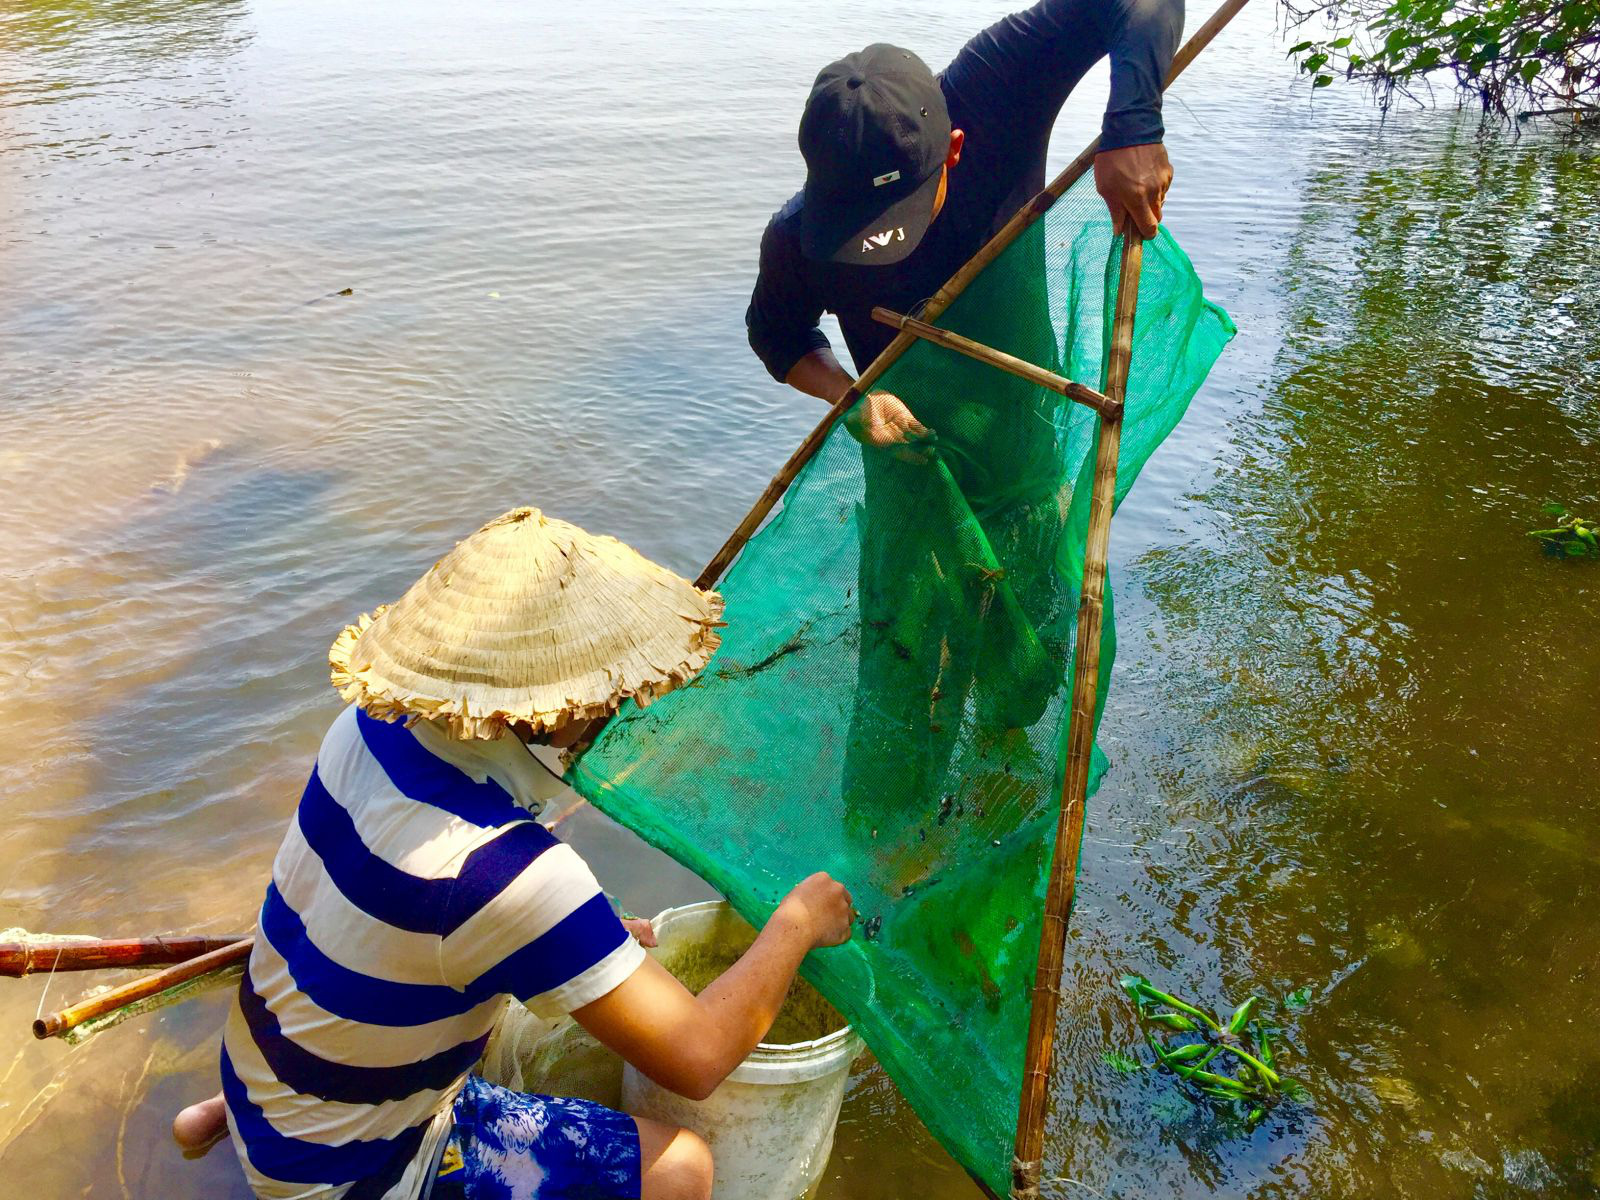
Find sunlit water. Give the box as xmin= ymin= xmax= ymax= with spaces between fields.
xmin=2 ymin=1 xmax=1597 ymax=1196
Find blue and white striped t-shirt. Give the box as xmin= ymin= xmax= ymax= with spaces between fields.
xmin=221 ymin=704 xmax=645 ymax=1200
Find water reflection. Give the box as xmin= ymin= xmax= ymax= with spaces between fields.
xmin=3 ymin=0 xmax=248 ymax=50
xmin=0 ymin=0 xmax=250 ymax=166
xmin=1072 ymin=122 xmax=1600 ymax=1196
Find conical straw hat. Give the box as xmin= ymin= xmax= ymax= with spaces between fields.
xmin=329 ymin=507 xmax=724 ymax=739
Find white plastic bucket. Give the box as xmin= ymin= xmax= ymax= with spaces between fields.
xmin=623 ymin=900 xmax=864 ymax=1200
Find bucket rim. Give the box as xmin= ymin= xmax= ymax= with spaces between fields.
xmin=648 ymin=899 xmax=862 ymax=1065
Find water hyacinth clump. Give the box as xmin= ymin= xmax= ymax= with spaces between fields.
xmin=1114 ymin=975 xmax=1308 ymax=1126
xmin=1528 ymin=505 xmax=1599 ymax=559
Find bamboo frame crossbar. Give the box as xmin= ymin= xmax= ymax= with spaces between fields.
xmin=870 ymin=307 xmax=1117 ymax=418
xmin=33 ymin=937 xmax=254 ymax=1040
xmin=0 ymin=934 xmax=247 ymax=978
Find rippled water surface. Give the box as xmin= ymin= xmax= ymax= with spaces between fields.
xmin=3 ymin=1 xmax=1597 ymax=1196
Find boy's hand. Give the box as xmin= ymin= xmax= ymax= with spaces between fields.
xmin=1094 ymin=142 xmax=1172 ymax=240
xmin=621 ymin=916 xmax=658 ymax=948
xmin=844 ymin=391 xmax=933 ymax=463
xmin=776 ymin=872 xmax=855 ymax=948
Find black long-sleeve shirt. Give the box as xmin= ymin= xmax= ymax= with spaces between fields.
xmin=746 ymin=0 xmax=1182 ymax=382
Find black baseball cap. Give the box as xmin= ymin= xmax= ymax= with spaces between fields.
xmin=798 ymin=44 xmax=951 ymax=266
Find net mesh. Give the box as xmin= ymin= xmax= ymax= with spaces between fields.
xmin=61 ymin=964 xmax=244 ymax=1045
xmin=572 ymin=172 xmax=1234 ymax=1191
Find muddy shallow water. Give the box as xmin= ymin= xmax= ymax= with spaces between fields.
xmin=2 ymin=1 xmax=1598 ymax=1197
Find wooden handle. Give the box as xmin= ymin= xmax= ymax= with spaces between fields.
xmin=869 ymin=308 xmax=1118 ymax=418
xmin=32 ymin=937 xmax=253 ymax=1039
xmin=693 ymin=385 xmax=862 ymax=590
xmin=1009 ymin=236 xmax=1144 ymax=1200
xmin=0 ymin=934 xmax=248 ymax=978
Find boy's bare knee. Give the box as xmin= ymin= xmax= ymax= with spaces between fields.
xmin=171 ymin=1092 xmax=228 ymax=1156
xmin=667 ymin=1128 xmax=713 ymax=1200
xmin=637 ymin=1119 xmax=713 ymax=1200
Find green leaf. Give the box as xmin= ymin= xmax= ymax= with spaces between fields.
xmin=1134 ymin=986 xmax=1219 ymax=1027
xmin=1566 ymin=541 xmax=1588 ymax=557
xmin=1118 ymin=974 xmax=1152 ymax=1005
xmin=1185 ymin=1068 xmax=1251 ymax=1093
xmin=1163 ymin=1043 xmax=1212 ymax=1063
xmin=1288 ymin=40 xmax=1316 ymax=54
xmin=1285 ymin=986 xmax=1312 ymax=1010
xmin=1280 ymin=1078 xmax=1311 ymax=1102
xmin=1219 ymin=1044 xmax=1281 ymax=1086
xmin=1102 ymin=1049 xmax=1142 ymax=1074
xmin=1542 ymin=503 xmax=1569 ymax=517
xmin=1227 ymin=996 xmax=1260 ymax=1035
xmin=1149 ymin=1012 xmax=1198 ymax=1032
xmin=1331 ymin=35 xmax=1354 ymax=48
xmin=1314 ymin=74 xmax=1335 ymax=87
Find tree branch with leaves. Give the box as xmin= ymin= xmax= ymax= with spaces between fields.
xmin=1281 ymin=0 xmax=1599 ymax=121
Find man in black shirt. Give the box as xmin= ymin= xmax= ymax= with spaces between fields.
xmin=744 ymin=0 xmax=1183 ymax=843
xmin=747 ymin=0 xmax=1182 ymax=442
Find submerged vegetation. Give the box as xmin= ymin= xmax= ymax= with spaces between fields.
xmin=1528 ymin=504 xmax=1599 ymax=558
xmin=1113 ymin=976 xmax=1308 ymax=1126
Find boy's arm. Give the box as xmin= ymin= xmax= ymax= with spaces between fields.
xmin=573 ymin=872 xmax=852 ymax=1100
xmin=944 ymin=0 xmax=1182 ymax=236
xmin=747 ymin=215 xmax=831 ymax=386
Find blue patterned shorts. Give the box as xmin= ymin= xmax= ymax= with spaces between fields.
xmin=429 ymin=1075 xmax=641 ymax=1200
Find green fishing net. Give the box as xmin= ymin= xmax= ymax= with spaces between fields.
xmin=572 ymin=173 xmax=1234 ymax=1192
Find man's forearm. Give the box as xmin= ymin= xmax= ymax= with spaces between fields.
xmin=689 ymin=907 xmax=816 ymax=1082
xmin=784 ymin=346 xmax=855 ymax=406
xmin=574 ymin=874 xmax=852 ymax=1101
xmin=1101 ymin=0 xmax=1183 ymax=151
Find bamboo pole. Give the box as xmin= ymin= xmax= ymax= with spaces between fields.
xmin=692 ymin=0 xmax=1249 ymax=593
xmin=1008 ymin=235 xmax=1144 ymax=1200
xmin=33 ymin=937 xmax=253 ymax=1040
xmin=0 ymin=934 xmax=248 ymax=978
xmin=869 ymin=307 xmax=1117 ymax=418
xmin=694 ymin=384 xmax=860 ymax=590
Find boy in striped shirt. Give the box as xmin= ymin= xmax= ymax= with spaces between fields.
xmin=173 ymin=508 xmax=855 ymax=1200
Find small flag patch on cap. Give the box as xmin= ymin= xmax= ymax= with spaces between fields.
xmin=872 ymin=170 xmax=902 ymax=187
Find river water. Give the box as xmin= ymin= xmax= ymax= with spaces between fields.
xmin=2 ymin=1 xmax=1597 ymax=1196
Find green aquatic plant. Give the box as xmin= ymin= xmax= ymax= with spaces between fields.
xmin=1116 ymin=975 xmax=1308 ymax=1125
xmin=1528 ymin=504 xmax=1599 ymax=559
